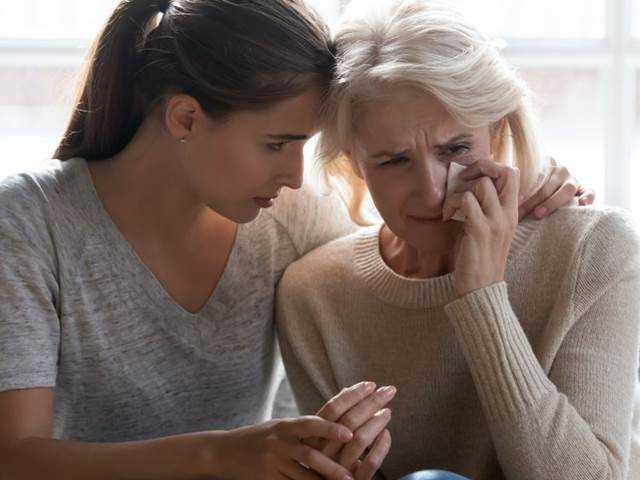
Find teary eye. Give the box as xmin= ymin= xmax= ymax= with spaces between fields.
xmin=381 ymin=156 xmax=410 ymax=167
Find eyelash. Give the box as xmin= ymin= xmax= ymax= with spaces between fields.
xmin=380 ymin=144 xmax=471 ymax=167
xmin=380 ymin=156 xmax=409 ymax=167
xmin=445 ymin=144 xmax=471 ymax=157
xmin=267 ymin=142 xmax=289 ymax=152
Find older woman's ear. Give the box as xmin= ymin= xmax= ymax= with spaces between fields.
xmin=345 ymin=150 xmax=365 ymax=180
xmin=489 ymin=118 xmax=508 ymax=161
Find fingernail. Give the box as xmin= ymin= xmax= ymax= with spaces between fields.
xmin=364 ymin=381 xmax=376 ymax=392
xmin=339 ymin=428 xmax=353 ymax=442
xmin=535 ymin=206 xmax=547 ymax=218
xmin=343 ymin=474 xmax=354 ymax=480
xmin=375 ymin=408 xmax=391 ymax=417
xmin=378 ymin=386 xmax=397 ymax=397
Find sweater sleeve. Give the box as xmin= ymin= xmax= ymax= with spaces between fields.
xmin=276 ymin=273 xmax=388 ymax=480
xmin=443 ymin=211 xmax=640 ymax=480
xmin=275 ymin=270 xmax=338 ymax=415
xmin=270 ymin=182 xmax=358 ymax=258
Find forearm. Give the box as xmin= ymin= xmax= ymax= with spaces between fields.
xmin=1 ymin=430 xmax=224 ymax=480
xmin=444 ymin=282 xmax=636 ymax=480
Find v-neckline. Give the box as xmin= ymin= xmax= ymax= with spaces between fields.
xmin=74 ymin=158 xmax=241 ymax=319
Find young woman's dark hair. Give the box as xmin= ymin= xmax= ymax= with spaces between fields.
xmin=54 ymin=0 xmax=335 ymax=161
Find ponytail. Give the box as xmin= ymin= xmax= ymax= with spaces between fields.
xmin=55 ymin=0 xmax=168 ymax=160
xmin=55 ymin=0 xmax=335 ymax=161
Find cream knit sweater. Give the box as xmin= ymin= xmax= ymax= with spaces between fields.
xmin=276 ymin=207 xmax=640 ymax=480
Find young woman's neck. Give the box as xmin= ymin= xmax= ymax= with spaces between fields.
xmin=87 ymin=115 xmax=231 ymax=243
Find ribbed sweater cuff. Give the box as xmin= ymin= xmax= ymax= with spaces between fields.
xmin=444 ymin=282 xmax=555 ymax=422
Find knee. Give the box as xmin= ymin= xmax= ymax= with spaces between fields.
xmin=397 ymin=470 xmax=471 ymax=480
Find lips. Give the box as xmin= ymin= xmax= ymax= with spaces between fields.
xmin=253 ymin=196 xmax=278 ymax=208
xmin=408 ymin=215 xmax=443 ymax=224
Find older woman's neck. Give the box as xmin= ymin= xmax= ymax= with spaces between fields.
xmin=379 ymin=225 xmax=455 ymax=279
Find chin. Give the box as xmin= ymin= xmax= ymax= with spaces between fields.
xmin=207 ymin=203 xmax=260 ymax=224
xmin=403 ymin=221 xmax=462 ymax=251
xmin=231 ymin=209 xmax=261 ymax=224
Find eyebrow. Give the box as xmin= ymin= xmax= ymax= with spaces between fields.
xmin=433 ymin=134 xmax=473 ymax=149
xmin=371 ymin=149 xmax=410 ymax=160
xmin=267 ymin=134 xmax=309 ymax=141
xmin=370 ymin=134 xmax=473 ymax=159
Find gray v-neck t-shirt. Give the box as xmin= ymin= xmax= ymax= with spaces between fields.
xmin=0 ymin=158 xmax=355 ymax=441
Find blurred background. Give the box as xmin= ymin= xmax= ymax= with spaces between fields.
xmin=0 ymin=0 xmax=638 ymax=216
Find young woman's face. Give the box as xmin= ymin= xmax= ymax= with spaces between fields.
xmin=182 ymin=87 xmax=324 ymax=223
xmin=351 ymin=86 xmax=496 ymax=253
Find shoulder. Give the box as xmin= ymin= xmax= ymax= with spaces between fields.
xmin=532 ymin=206 xmax=640 ymax=309
xmin=1 ymin=159 xmax=60 ymax=201
xmin=268 ymin=182 xmax=326 ymax=229
xmin=278 ymin=227 xmax=364 ymax=295
xmin=266 ymin=182 xmax=357 ymax=256
xmin=0 ymin=159 xmax=87 ymax=260
xmin=0 ymin=159 xmax=81 ymax=218
xmin=0 ymin=161 xmax=65 ymax=236
xmin=535 ymin=206 xmax=639 ymax=260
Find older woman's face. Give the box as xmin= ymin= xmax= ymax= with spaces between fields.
xmin=352 ymin=86 xmax=495 ymax=253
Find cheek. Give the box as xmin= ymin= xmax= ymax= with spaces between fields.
xmin=366 ymin=173 xmax=408 ymax=216
xmin=214 ymin=142 xmax=269 ymax=178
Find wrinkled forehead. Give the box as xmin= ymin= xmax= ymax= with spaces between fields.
xmin=351 ymin=86 xmax=467 ymax=152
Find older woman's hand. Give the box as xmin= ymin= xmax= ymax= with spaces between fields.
xmin=442 ymin=160 xmax=520 ymax=297
xmin=307 ymin=382 xmax=394 ymax=480
xmin=518 ymin=158 xmax=596 ymax=220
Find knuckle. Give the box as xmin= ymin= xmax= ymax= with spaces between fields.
xmin=340 ymin=411 xmax=358 ymax=430
xmin=541 ymin=182 xmax=556 ymax=198
xmin=352 ymin=430 xmax=368 ymax=449
xmin=563 ymin=180 xmax=578 ymax=193
xmin=272 ymin=419 xmax=287 ymax=436
xmin=360 ymin=457 xmax=380 ymax=474
xmin=298 ymin=445 xmax=315 ymax=465
xmin=462 ymin=191 xmax=474 ymax=204
xmin=479 ymin=176 xmax=493 ymax=189
xmin=488 ymin=219 xmax=501 ymax=234
xmin=323 ymin=401 xmax=340 ymax=419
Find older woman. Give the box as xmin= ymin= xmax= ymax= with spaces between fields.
xmin=276 ymin=1 xmax=640 ymax=479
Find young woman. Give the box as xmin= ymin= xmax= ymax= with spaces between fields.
xmin=276 ymin=1 xmax=639 ymax=479
xmin=0 ymin=0 xmax=592 ymax=479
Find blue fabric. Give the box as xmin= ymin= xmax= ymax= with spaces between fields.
xmin=397 ymin=470 xmax=471 ymax=480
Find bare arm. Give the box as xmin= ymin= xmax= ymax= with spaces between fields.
xmin=0 ymin=388 xmax=225 ymax=480
xmin=0 ymin=388 xmax=357 ymax=480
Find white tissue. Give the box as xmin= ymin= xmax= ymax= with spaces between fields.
xmin=446 ymin=162 xmax=467 ymax=222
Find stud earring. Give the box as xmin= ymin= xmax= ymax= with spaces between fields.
xmin=179 ymin=138 xmax=187 ymax=144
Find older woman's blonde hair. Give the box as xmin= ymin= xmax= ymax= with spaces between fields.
xmin=316 ymin=0 xmax=544 ymax=224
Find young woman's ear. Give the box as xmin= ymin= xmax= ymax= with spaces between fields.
xmin=164 ymin=94 xmax=202 ymax=142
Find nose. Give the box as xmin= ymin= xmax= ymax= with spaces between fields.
xmin=414 ymin=152 xmax=447 ymax=211
xmin=277 ymin=150 xmax=305 ymax=190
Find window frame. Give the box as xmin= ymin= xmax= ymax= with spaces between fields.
xmin=0 ymin=0 xmax=639 ymax=208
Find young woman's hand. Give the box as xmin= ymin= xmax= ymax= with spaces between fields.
xmin=214 ymin=416 xmax=357 ymax=480
xmin=443 ymin=160 xmax=519 ymax=297
xmin=310 ymin=382 xmax=395 ymax=480
xmin=518 ymin=158 xmax=596 ymax=220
